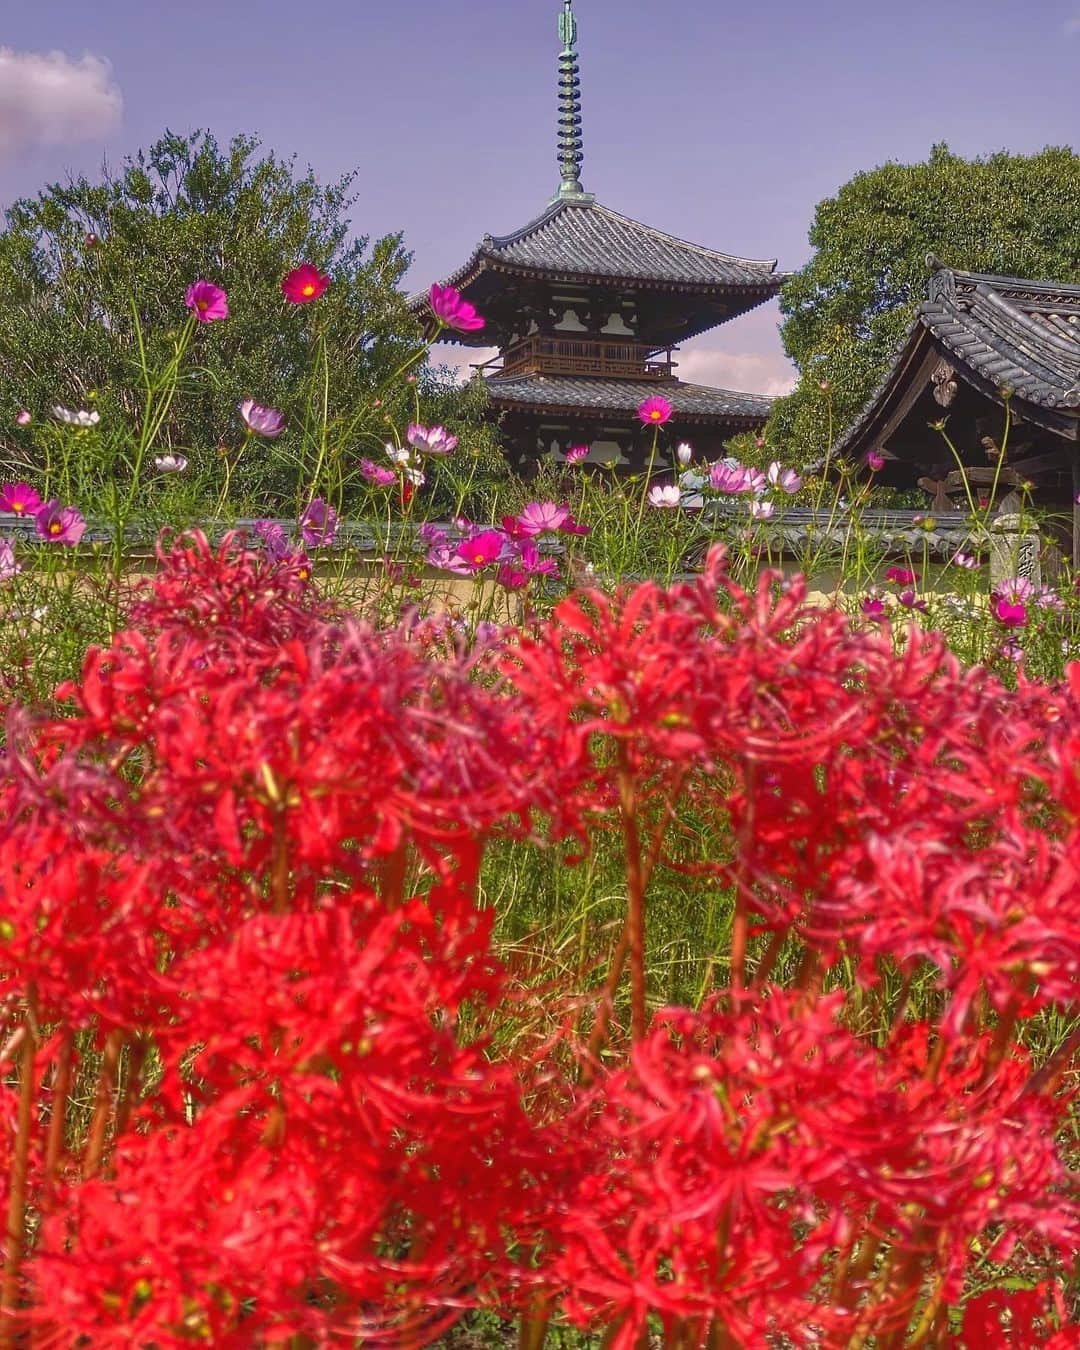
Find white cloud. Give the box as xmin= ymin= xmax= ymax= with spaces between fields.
xmin=674 ymin=345 xmax=797 ymax=397
xmin=434 ymin=345 xmax=499 ymax=383
xmin=0 ymin=48 xmax=122 ymax=162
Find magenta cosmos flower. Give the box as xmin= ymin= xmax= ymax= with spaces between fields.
xmin=866 ymin=450 xmax=885 ymax=471
xmin=34 ymin=500 xmax=85 ymax=545
xmin=185 ymin=280 xmax=228 ymax=323
xmin=861 ymin=593 xmax=886 ymax=621
xmin=0 ymin=483 xmax=42 ymax=516
xmin=991 ymin=578 xmax=1032 ymax=629
xmin=884 ymin=566 xmax=918 ymax=586
xmin=239 ymin=399 xmax=286 ymax=438
xmin=299 ymin=497 xmax=339 ymax=547
xmin=359 ymin=458 xmax=396 ymax=486
xmin=565 ymin=445 xmax=589 ymax=464
xmin=455 ymin=529 xmax=506 ymax=571
xmin=638 ymin=395 xmax=673 ymax=426
xmin=14 ymin=411 xmax=31 ymax=427
xmin=897 ymin=589 xmax=928 ymax=613
xmin=254 ymin=520 xmax=290 ymax=562
xmin=429 ymin=283 xmax=485 ymax=333
xmin=282 ymin=263 xmax=330 ymax=305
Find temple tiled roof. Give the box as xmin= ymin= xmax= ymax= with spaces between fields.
xmin=836 ymin=261 xmax=1080 ymax=456
xmin=485 ymin=372 xmax=772 ymax=423
xmin=412 ymin=198 xmax=783 ymax=304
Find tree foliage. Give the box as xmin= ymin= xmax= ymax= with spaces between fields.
xmin=0 ymin=130 xmax=493 ymax=507
xmin=770 ymin=144 xmax=1080 ymax=456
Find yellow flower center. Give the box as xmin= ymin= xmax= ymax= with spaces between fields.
xmin=12 ymin=504 xmax=23 ymax=513
xmin=197 ymin=300 xmax=209 ymax=312
xmin=49 ymin=522 xmax=61 ymax=534
xmin=302 ymin=283 xmax=316 ymax=297
xmin=650 ymin=411 xmax=661 ymax=420
xmin=473 ymin=553 xmax=486 ymax=564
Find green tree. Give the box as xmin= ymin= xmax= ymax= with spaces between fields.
xmin=771 ymin=144 xmax=1080 ymax=457
xmin=0 ymin=129 xmax=494 ymax=510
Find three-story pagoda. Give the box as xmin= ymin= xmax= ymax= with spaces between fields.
xmin=412 ymin=1 xmax=785 ymax=469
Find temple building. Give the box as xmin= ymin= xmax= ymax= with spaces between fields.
xmin=835 ymin=258 xmax=1080 ymax=566
xmin=411 ymin=1 xmax=784 ymax=470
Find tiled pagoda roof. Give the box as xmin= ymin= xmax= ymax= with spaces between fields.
xmin=412 ymin=198 xmax=783 ymax=304
xmin=484 ymin=372 xmax=772 ymax=424
xmin=837 ymin=260 xmax=1080 ymax=456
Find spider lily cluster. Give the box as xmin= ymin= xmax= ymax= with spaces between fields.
xmin=0 ymin=534 xmax=1072 ymax=1346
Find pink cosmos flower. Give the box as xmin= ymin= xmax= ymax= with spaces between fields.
xmin=14 ymin=411 xmax=31 ymax=427
xmin=565 ymin=444 xmax=589 ymax=464
xmin=637 ymin=395 xmax=673 ymax=426
xmin=34 ymin=500 xmax=85 ymax=545
xmin=406 ymin=423 xmax=458 ymax=456
xmin=866 ymin=450 xmax=885 ymax=471
xmin=0 ymin=483 xmax=42 ymax=516
xmin=0 ymin=539 xmax=19 ymax=580
xmin=709 ymin=461 xmax=749 ymax=494
xmin=861 ymin=594 xmax=887 ymax=621
xmin=498 ymin=540 xmax=559 ymax=590
xmin=455 ymin=529 xmax=506 ymax=570
xmin=647 ymin=484 xmax=681 ymax=508
xmin=299 ymin=497 xmax=339 ymax=547
xmin=897 ymin=589 xmax=928 ymax=612
xmin=950 ymin=552 xmax=978 ymax=569
xmin=884 ymin=566 xmax=917 ymax=586
xmin=253 ymin=520 xmax=290 ymax=561
xmin=1034 ymin=584 xmax=1065 ymax=611
xmin=282 ymin=264 xmax=330 ymax=304
xmin=749 ymin=499 xmax=775 ymax=520
xmin=1000 ymin=638 xmax=1025 ymax=663
xmin=429 ymin=283 xmax=485 ymax=333
xmin=767 ymin=462 xmax=802 ymax=494
xmin=360 ymin=458 xmax=396 ymax=486
xmin=517 ymin=501 xmax=571 ymax=535
xmin=185 ymin=280 xmax=228 ymax=322
xmin=239 ymin=400 xmax=286 ymax=438
xmin=994 ymin=576 xmax=1033 ymax=603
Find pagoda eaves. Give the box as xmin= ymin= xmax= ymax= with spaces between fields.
xmin=413 ymin=197 xmax=784 ymax=349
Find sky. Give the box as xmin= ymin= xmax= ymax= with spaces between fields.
xmin=2 ymin=0 xmax=1080 ymax=395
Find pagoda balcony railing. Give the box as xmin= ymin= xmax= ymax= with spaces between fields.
xmin=498 ymin=335 xmax=676 ymax=381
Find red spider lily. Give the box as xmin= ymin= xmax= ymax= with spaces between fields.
xmin=0 ymin=532 xmax=1074 ymax=1345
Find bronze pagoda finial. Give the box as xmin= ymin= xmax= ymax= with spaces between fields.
xmin=556 ymin=0 xmax=587 ymax=199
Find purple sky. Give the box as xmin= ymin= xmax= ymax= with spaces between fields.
xmin=3 ymin=0 xmax=1080 ymax=394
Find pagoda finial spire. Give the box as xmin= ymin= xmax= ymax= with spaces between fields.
xmin=555 ymin=0 xmax=589 ymax=200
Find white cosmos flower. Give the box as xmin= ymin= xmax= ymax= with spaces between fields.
xmin=647 ymin=484 xmax=682 ymax=508
xmin=153 ymin=454 xmax=188 ymax=473
xmin=52 ymin=406 xmax=100 ymax=428
xmin=385 ymin=443 xmax=412 ymax=466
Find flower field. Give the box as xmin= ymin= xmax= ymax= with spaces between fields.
xmin=0 ymin=274 xmax=1076 ymax=1347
